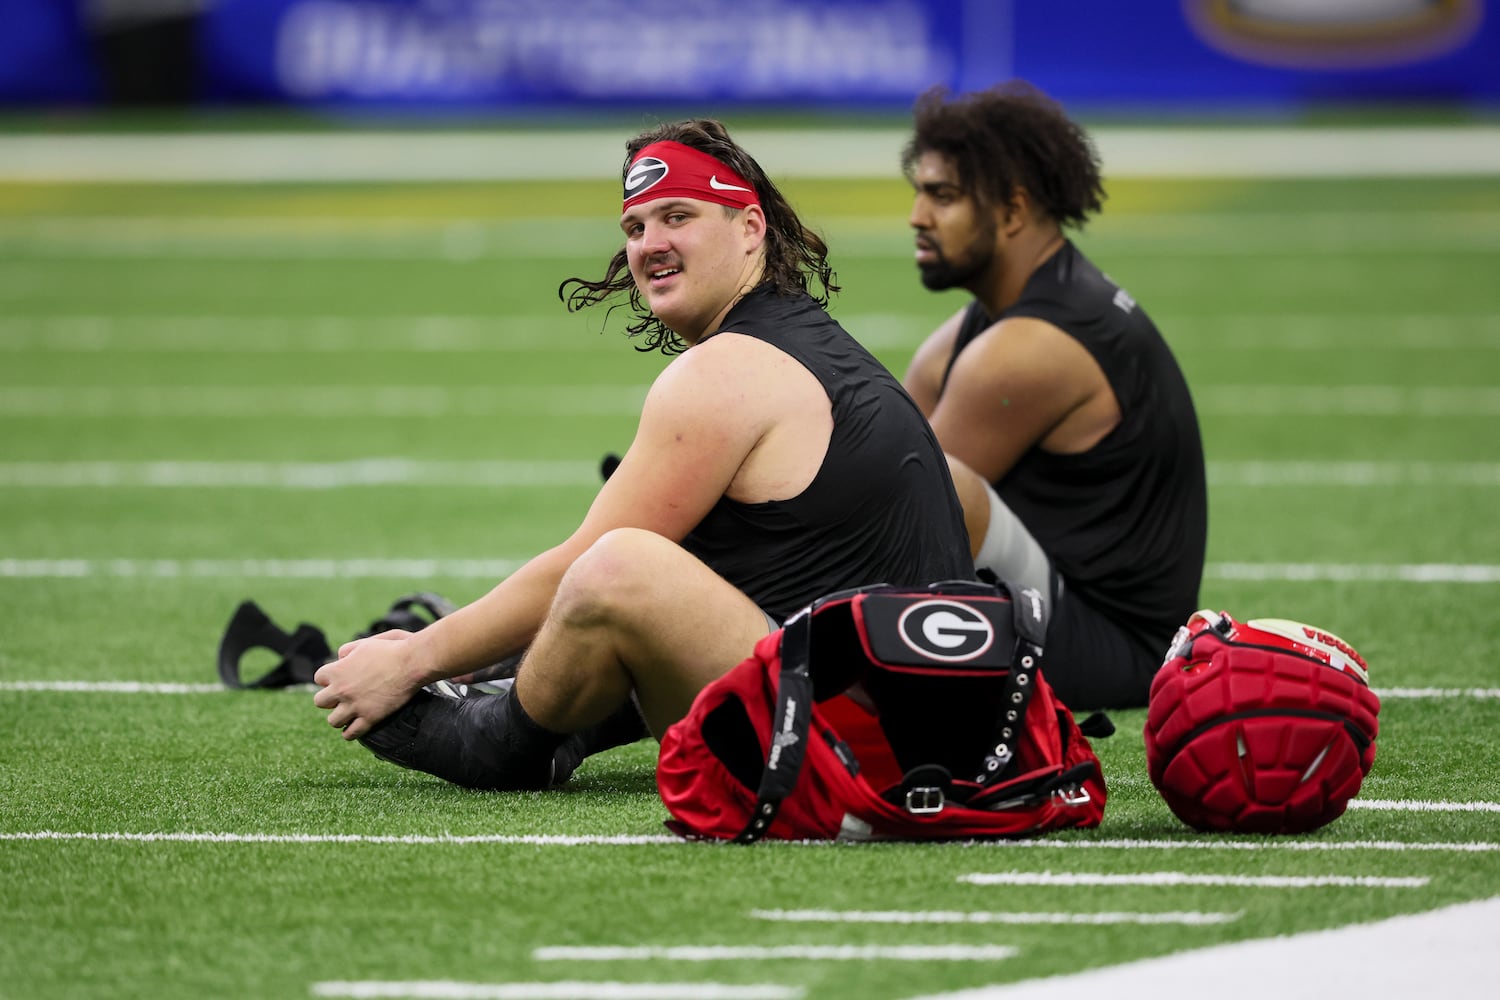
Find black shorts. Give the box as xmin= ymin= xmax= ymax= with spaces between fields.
xmin=1041 ymin=576 xmax=1163 ymax=710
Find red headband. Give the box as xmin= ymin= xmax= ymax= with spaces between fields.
xmin=622 ymin=141 xmax=760 ymax=213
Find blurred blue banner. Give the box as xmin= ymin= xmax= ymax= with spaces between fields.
xmin=1013 ymin=0 xmax=1498 ymax=108
xmin=3 ymin=0 xmax=1496 ymax=109
xmin=197 ymin=0 xmax=965 ymax=107
xmin=0 ymin=0 xmax=99 ymax=103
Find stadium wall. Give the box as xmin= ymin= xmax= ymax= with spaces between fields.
xmin=2 ymin=0 xmax=1497 ymax=112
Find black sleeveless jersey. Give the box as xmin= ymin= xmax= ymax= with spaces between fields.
xmin=944 ymin=242 xmax=1207 ymax=652
xmin=684 ymin=285 xmax=973 ymax=621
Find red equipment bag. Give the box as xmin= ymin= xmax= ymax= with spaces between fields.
xmin=1144 ymin=610 xmax=1380 ymax=834
xmin=657 ymin=580 xmax=1107 ymax=842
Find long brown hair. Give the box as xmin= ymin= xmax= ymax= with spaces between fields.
xmin=559 ymin=119 xmax=839 ymax=355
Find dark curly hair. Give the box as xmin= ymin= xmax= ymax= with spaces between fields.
xmin=559 ymin=119 xmax=839 ymax=355
xmin=901 ymin=81 xmax=1104 ymax=229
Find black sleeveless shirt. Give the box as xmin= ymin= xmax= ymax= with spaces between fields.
xmin=944 ymin=242 xmax=1207 ymax=651
xmin=684 ymin=285 xmax=973 ymax=621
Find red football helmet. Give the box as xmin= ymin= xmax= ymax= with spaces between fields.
xmin=1144 ymin=610 xmax=1380 ymax=834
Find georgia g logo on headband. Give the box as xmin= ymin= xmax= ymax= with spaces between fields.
xmin=896 ymin=599 xmax=996 ymax=663
xmin=624 ymin=157 xmax=669 ymax=201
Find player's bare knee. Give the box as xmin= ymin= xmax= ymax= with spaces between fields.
xmin=552 ymin=527 xmax=671 ymax=630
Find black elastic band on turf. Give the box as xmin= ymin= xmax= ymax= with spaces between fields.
xmin=216 ymin=600 xmax=331 ymax=689
xmin=356 ymin=592 xmax=457 ymax=639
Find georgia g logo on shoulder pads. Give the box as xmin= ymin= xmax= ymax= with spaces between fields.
xmin=896 ymin=599 xmax=996 ymax=662
xmin=624 ymin=157 xmax=669 ymax=201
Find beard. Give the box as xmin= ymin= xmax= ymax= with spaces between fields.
xmin=916 ymin=217 xmax=997 ymax=292
xmin=918 ymin=254 xmax=986 ymax=291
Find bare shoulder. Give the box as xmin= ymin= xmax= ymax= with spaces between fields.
xmin=577 ymin=335 xmax=783 ymax=544
xmin=929 ymin=315 xmax=1115 ymax=480
xmin=950 ymin=315 xmax=1101 ymax=393
xmin=656 ymin=330 xmax=824 ymax=416
xmin=680 ymin=328 xmax=805 ymax=373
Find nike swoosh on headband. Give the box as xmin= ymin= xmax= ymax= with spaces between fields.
xmin=708 ymin=175 xmax=753 ymax=193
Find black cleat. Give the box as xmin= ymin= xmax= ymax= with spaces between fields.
xmin=357 ymin=687 xmax=572 ymax=791
xmin=424 ymin=676 xmax=514 ymax=700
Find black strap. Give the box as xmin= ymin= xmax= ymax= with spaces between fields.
xmin=970 ymin=582 xmax=1049 ymax=787
xmin=216 ymin=600 xmax=332 ymax=689
xmin=734 ymin=606 xmax=815 ymax=844
xmin=356 ymin=592 xmax=457 ymax=639
xmin=219 ymin=592 xmax=459 ymax=690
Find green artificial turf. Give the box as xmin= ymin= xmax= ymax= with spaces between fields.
xmin=1 ymin=151 xmax=1497 ymax=999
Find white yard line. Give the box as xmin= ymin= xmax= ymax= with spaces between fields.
xmin=4 ymin=211 xmax=1498 ymax=257
xmin=1 ymin=831 xmax=684 ymax=846
xmin=1378 ymin=687 xmax=1500 ymax=699
xmin=1159 ymin=316 xmax=1500 ymax=351
xmin=2 ymin=831 xmax=1497 ymax=852
xmin=3 ymin=459 xmax=1499 ymax=489
xmin=5 ymin=682 xmax=1499 ymax=704
xmin=0 ymin=385 xmax=648 ymax=418
xmin=0 ymin=558 xmax=528 ymax=579
xmin=1 ymin=127 xmax=1496 ymax=182
xmin=899 ymin=895 xmax=1500 ymax=1000
xmin=1348 ymin=799 xmax=1500 ymax=812
xmin=1204 ymin=461 xmax=1500 ymax=486
xmin=957 ymin=872 xmax=1427 ymax=889
xmin=6 ymin=558 xmax=1500 ymax=584
xmin=975 ymin=838 xmax=1499 ymax=853
xmin=749 ymin=909 xmax=1242 ymax=926
xmin=1195 ymin=385 xmax=1500 ymax=417
xmin=312 ymin=983 xmax=802 ymax=1000
xmin=0 ymin=681 xmax=228 ymax=694
xmin=1 ymin=313 xmax=1496 ymax=354
xmin=533 ymin=945 xmax=1017 ymax=962
xmin=0 ymin=315 xmax=602 ymax=353
xmin=1207 ymin=563 xmax=1500 ymax=583
xmin=4 ymin=385 xmax=1497 ymax=418
xmin=970 ymin=838 xmax=1500 ymax=853
xmin=0 ymin=460 xmax=600 ymax=488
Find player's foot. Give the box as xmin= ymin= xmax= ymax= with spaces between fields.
xmin=357 ymin=687 xmax=575 ymax=791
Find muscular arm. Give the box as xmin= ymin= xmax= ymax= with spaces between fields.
xmin=919 ymin=317 xmax=1118 ymax=484
xmin=396 ymin=347 xmax=765 ymax=679
xmin=315 ymin=332 xmax=825 ymax=737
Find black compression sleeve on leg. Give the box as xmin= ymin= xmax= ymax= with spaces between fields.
xmin=577 ymin=701 xmax=650 ymax=754
xmin=460 ymin=691 xmax=569 ymax=790
xmin=360 ymin=688 xmax=568 ymax=791
xmin=548 ymin=701 xmax=650 ymax=786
